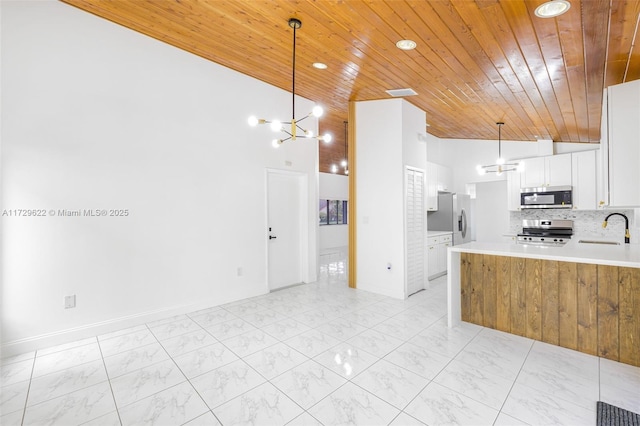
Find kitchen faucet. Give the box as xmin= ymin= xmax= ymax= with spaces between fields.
xmin=602 ymin=212 xmax=630 ymax=244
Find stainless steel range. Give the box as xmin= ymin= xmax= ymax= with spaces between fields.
xmin=516 ymin=219 xmax=573 ymax=246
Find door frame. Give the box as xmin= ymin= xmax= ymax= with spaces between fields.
xmin=265 ymin=168 xmax=310 ymax=291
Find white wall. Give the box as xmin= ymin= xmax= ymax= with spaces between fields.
xmin=355 ymin=100 xmax=404 ymax=298
xmin=355 ymin=99 xmax=426 ymax=299
xmin=437 ymin=138 xmax=539 ymax=194
xmin=1 ymin=1 xmax=318 ymax=354
xmin=475 ymin=181 xmax=510 ymax=242
xmin=319 ymin=173 xmax=348 ymax=250
xmin=402 ymin=101 xmax=428 ymax=170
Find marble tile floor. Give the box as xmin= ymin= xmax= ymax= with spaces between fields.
xmin=2 ymin=248 xmax=639 ymax=425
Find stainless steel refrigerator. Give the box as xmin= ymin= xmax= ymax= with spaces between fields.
xmin=428 ymin=192 xmax=472 ymax=245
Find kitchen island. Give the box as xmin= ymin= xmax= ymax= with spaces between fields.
xmin=447 ymin=240 xmax=640 ymax=367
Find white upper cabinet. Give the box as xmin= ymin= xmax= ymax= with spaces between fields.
xmin=521 ymin=154 xmax=572 ymax=188
xmin=546 ymin=154 xmax=573 ymax=186
xmin=426 ymin=162 xmax=452 ymax=211
xmin=426 ymin=163 xmax=438 ymax=211
xmin=607 ymin=80 xmax=640 ymax=207
xmin=571 ymin=150 xmax=597 ymax=210
xmin=509 ymin=151 xmax=598 ymax=211
xmin=520 ymin=157 xmax=545 ymax=188
xmin=507 ymin=170 xmax=522 ymax=211
xmin=436 ymin=164 xmax=452 ymax=192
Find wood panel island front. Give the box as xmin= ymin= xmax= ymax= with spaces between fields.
xmin=447 ymin=241 xmax=640 ymax=367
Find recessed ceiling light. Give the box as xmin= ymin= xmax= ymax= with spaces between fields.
xmin=535 ymin=0 xmax=571 ymax=18
xmin=396 ymin=39 xmax=417 ymax=50
xmin=312 ymin=62 xmax=327 ymax=69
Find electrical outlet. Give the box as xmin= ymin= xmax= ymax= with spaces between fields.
xmin=64 ymin=295 xmax=76 ymax=309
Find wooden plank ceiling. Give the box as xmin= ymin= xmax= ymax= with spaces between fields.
xmin=61 ymin=0 xmax=640 ymax=174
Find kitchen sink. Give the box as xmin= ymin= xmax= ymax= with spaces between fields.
xmin=578 ymin=240 xmax=620 ymax=245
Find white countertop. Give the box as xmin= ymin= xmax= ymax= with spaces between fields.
xmin=449 ymin=239 xmax=640 ymax=268
xmin=427 ymin=231 xmax=453 ymax=238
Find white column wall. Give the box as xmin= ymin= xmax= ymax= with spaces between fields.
xmin=355 ymin=99 xmax=426 ymax=299
xmin=1 ymin=1 xmax=318 ymax=354
xmin=355 ymin=100 xmax=404 ymax=298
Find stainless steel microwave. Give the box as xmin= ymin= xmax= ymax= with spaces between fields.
xmin=520 ymin=186 xmax=572 ymax=209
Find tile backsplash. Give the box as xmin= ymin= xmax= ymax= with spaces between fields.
xmin=509 ymin=208 xmax=640 ymax=243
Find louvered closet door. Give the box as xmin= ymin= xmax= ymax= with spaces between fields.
xmin=406 ymin=167 xmax=425 ymax=296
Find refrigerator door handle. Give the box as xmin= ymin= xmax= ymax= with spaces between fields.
xmin=460 ymin=209 xmax=467 ymax=238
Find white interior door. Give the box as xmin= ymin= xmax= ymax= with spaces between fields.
xmin=406 ymin=167 xmax=425 ymax=297
xmin=267 ymin=171 xmax=303 ymax=291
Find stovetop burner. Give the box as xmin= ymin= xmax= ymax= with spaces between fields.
xmin=516 ymin=219 xmax=573 ymax=246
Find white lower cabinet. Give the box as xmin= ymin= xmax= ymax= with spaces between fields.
xmin=427 ymin=244 xmax=438 ymax=279
xmin=427 ymin=233 xmax=452 ymax=280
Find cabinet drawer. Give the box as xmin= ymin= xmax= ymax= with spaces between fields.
xmin=441 ymin=234 xmax=452 ymax=243
xmin=427 ymin=237 xmax=440 ymax=245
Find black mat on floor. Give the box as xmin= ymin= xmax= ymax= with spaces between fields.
xmin=598 ymin=401 xmax=640 ymax=426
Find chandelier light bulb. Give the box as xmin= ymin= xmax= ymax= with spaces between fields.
xmin=322 ymin=133 xmax=332 ymax=143
xmin=272 ymin=139 xmax=280 ymax=148
xmin=312 ymin=105 xmax=324 ymax=117
xmin=517 ymin=162 xmax=525 ymax=172
xmin=345 ymin=169 xmax=349 ymax=175
xmin=331 ymin=164 xmax=338 ymax=173
xmin=340 ymin=159 xmax=347 ymax=167
xmin=496 ymin=157 xmax=505 ymax=165
xmin=476 ymin=165 xmax=486 ymax=175
xmin=306 ymin=130 xmax=314 ymax=137
xmin=270 ymin=120 xmax=282 ymax=132
xmin=248 ymin=116 xmax=259 ymax=127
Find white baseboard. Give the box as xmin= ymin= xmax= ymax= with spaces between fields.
xmin=355 ymin=282 xmax=403 ymax=300
xmin=1 ymin=292 xmax=266 ymax=358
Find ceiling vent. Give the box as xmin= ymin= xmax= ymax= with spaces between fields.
xmin=385 ymin=88 xmax=418 ymax=97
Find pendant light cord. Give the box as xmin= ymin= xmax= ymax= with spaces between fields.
xmin=498 ymin=122 xmax=501 ymax=158
xmin=497 ymin=121 xmax=504 ymax=159
xmin=292 ymin=21 xmax=297 ymax=121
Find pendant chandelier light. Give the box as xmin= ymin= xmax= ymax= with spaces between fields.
xmin=476 ymin=122 xmax=522 ymax=176
xmin=248 ymin=18 xmax=332 ymax=148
